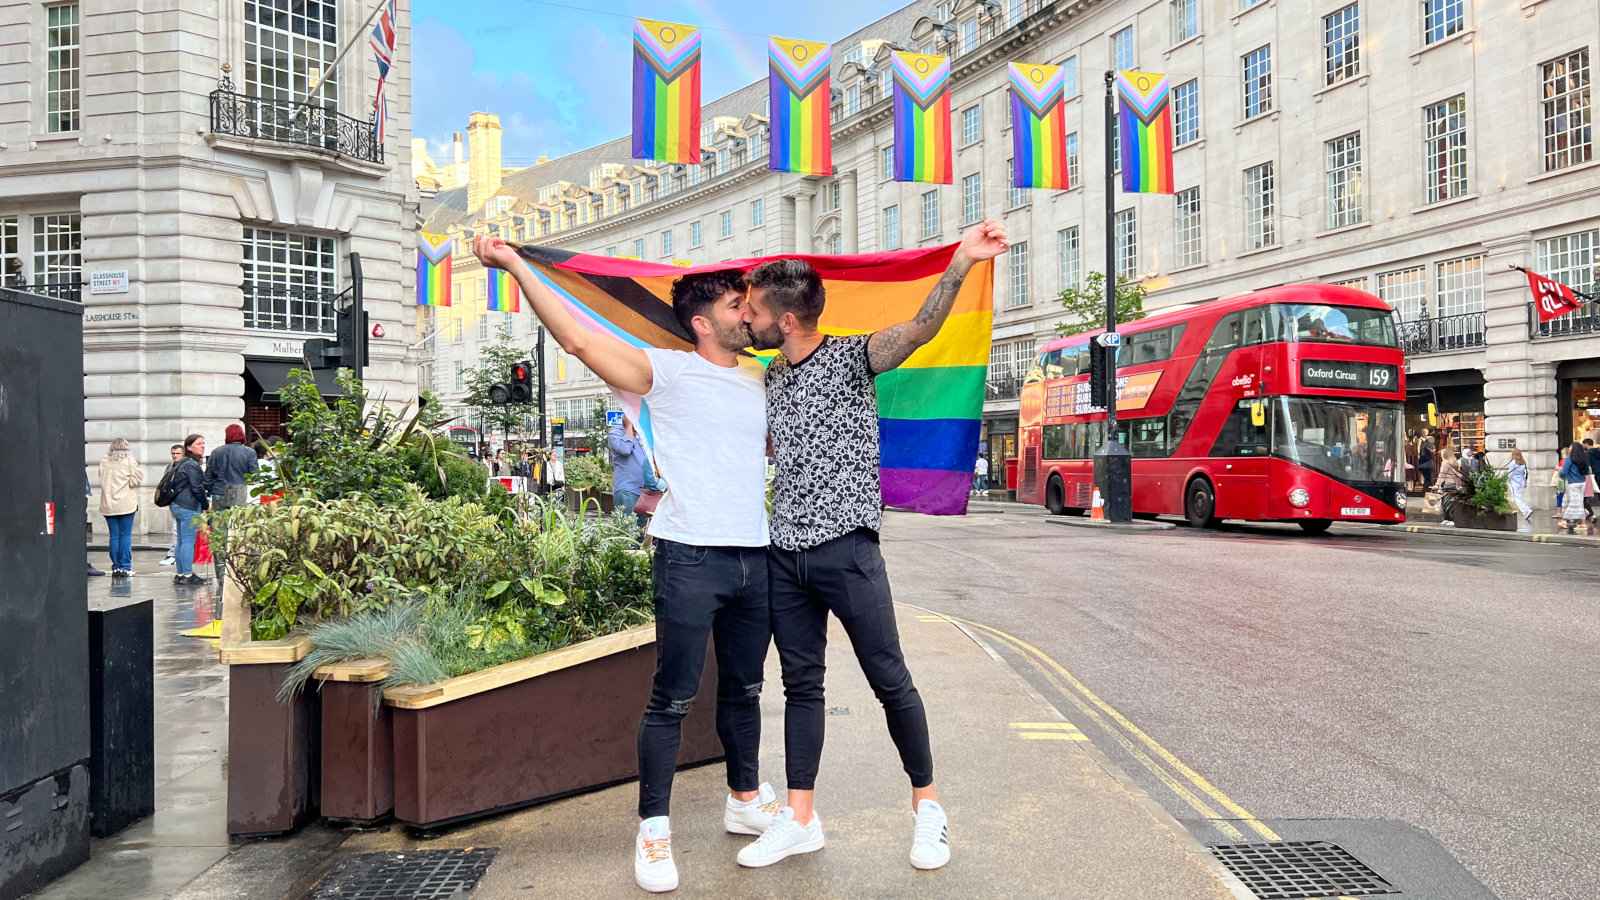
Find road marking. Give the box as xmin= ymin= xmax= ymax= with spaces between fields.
xmin=1019 ymin=732 xmax=1089 ymax=741
xmin=1008 ymin=721 xmax=1089 ymax=741
xmin=957 ymin=617 xmax=1278 ymax=843
xmin=1009 ymin=721 xmax=1078 ymax=730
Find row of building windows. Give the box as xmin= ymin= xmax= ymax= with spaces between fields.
xmin=599 ymin=197 xmax=767 ymax=260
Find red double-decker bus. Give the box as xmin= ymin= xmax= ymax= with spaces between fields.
xmin=1016 ymin=284 xmax=1407 ymax=533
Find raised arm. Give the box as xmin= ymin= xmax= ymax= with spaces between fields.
xmin=867 ymin=220 xmax=1009 ymax=373
xmin=473 ymin=236 xmax=653 ymax=394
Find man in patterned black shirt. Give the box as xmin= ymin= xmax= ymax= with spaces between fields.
xmin=733 ymin=221 xmax=1008 ymax=873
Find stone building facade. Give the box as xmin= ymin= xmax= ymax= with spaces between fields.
xmin=422 ymin=0 xmax=1597 ymax=507
xmin=2 ymin=0 xmax=419 ymax=535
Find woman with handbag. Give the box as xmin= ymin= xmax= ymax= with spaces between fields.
xmin=1559 ymin=443 xmax=1591 ymax=535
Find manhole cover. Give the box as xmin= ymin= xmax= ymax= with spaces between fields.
xmin=1209 ymin=841 xmax=1399 ymax=899
xmin=306 ymin=848 xmax=497 ymax=900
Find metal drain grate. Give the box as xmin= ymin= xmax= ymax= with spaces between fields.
xmin=307 ymin=848 xmax=497 ymax=900
xmin=1209 ymin=841 xmax=1400 ymax=899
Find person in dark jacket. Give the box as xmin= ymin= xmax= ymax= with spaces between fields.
xmin=170 ymin=433 xmax=211 ymax=585
xmin=206 ymin=424 xmax=258 ymax=584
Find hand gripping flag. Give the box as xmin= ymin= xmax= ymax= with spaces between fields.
xmin=1008 ymin=62 xmax=1069 ymax=190
xmin=513 ymin=245 xmax=995 ymax=514
xmin=1524 ymin=269 xmax=1585 ymax=323
xmin=633 ymin=19 xmax=702 ymax=164
xmin=768 ymin=37 xmax=833 ymax=176
xmin=891 ymin=51 xmax=953 ymax=184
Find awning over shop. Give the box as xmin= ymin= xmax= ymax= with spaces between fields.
xmin=244 ymin=358 xmax=343 ymax=401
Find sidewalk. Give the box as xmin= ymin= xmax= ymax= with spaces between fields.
xmin=305 ymin=610 xmax=1242 ymax=899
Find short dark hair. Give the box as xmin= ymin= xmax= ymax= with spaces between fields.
xmin=1587 ymin=438 xmax=1595 ymax=447
xmin=170 ymin=443 xmax=183 ymax=451
xmin=748 ymin=258 xmax=825 ymax=325
xmin=669 ymin=269 xmax=746 ymax=337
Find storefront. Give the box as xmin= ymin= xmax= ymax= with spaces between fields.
xmin=1406 ymin=370 xmax=1486 ymax=447
xmin=1557 ymin=360 xmax=1600 ymax=447
xmin=981 ymin=417 xmax=1017 ymax=492
xmin=242 ymin=358 xmax=343 ymax=443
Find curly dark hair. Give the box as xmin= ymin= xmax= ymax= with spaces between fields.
xmin=669 ymin=269 xmax=747 ymax=338
xmin=748 ymin=258 xmax=825 ymax=326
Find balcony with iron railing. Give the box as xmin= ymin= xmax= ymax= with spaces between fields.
xmin=243 ymin=284 xmax=345 ymax=335
xmin=986 ymin=373 xmax=1025 ymax=402
xmin=1530 ymin=302 xmax=1600 ymax=340
xmin=1394 ymin=311 xmax=1486 ymax=356
xmin=2 ymin=279 xmax=84 ymax=304
xmin=209 ymin=86 xmax=383 ymax=165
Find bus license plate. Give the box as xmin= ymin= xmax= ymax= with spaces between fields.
xmin=1340 ymin=506 xmax=1371 ymax=516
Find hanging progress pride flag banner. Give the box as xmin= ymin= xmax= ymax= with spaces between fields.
xmin=513 ymin=244 xmax=993 ymax=514
xmin=417 ymin=232 xmax=452 ymax=307
xmin=486 ymin=268 xmax=520 ymax=312
xmin=632 ymin=18 xmax=702 ymax=164
xmin=1008 ymin=62 xmax=1069 ymax=190
xmin=891 ymin=51 xmax=952 ymax=184
xmin=768 ymin=36 xmax=832 ymax=176
xmin=1116 ymin=69 xmax=1175 ymax=194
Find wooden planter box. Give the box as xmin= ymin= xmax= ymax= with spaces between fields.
xmin=315 ymin=660 xmax=394 ymax=825
xmin=217 ymin=575 xmax=319 ymax=838
xmin=565 ymin=488 xmax=615 ymax=514
xmin=383 ymin=625 xmax=723 ymax=830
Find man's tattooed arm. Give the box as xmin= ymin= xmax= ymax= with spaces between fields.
xmin=866 ymin=252 xmax=974 ymax=373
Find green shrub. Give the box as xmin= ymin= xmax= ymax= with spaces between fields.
xmin=563 ymin=453 xmax=611 ymax=493
xmin=1465 ymin=468 xmax=1514 ymax=515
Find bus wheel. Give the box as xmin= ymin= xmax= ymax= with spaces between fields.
xmin=1184 ymin=478 xmax=1217 ymax=528
xmin=1046 ymin=476 xmax=1067 ymax=515
xmin=1297 ymin=519 xmax=1333 ymax=535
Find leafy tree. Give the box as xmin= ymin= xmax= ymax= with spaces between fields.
xmin=464 ymin=324 xmax=540 ymax=436
xmin=1056 ymin=271 xmax=1146 ymax=336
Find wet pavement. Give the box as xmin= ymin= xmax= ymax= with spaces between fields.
xmin=35 ymin=551 xmax=231 ymax=900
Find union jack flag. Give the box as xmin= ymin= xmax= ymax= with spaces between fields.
xmin=371 ymin=0 xmax=397 ymax=143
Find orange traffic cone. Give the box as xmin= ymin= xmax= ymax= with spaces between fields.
xmin=1090 ymin=488 xmax=1105 ymax=521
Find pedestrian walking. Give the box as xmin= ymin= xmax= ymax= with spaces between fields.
xmin=1417 ymin=437 xmax=1435 ymax=494
xmin=1505 ymin=448 xmax=1532 ymax=523
xmin=608 ymin=417 xmax=650 ymax=527
xmin=739 ymin=221 xmax=1008 ymax=875
xmin=972 ymin=454 xmax=989 ymax=494
xmin=475 ymin=236 xmax=778 ymax=895
xmin=97 ymin=438 xmax=145 ymax=576
xmin=206 ymin=424 xmax=259 ymax=586
xmin=1433 ymin=446 xmax=1466 ymax=527
xmin=1559 ymin=442 xmax=1592 ymax=535
xmin=160 ymin=444 xmax=182 ymax=565
xmin=162 ymin=434 xmax=211 ymax=585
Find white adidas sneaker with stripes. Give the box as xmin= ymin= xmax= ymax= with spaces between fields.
xmin=909 ymin=799 xmax=950 ymax=870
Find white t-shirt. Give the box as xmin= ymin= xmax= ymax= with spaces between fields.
xmin=643 ymin=348 xmax=769 ymax=547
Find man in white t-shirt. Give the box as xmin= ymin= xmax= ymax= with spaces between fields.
xmin=473 ymin=237 xmax=777 ymax=894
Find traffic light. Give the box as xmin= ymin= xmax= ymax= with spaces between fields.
xmin=1089 ymin=342 xmax=1111 ymax=410
xmin=489 ymin=359 xmax=536 ymax=406
xmin=510 ymin=360 xmax=534 ymax=403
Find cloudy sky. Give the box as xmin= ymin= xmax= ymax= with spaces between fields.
xmin=412 ymin=0 xmax=909 ymax=167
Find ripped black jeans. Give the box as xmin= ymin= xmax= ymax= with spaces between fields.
xmin=637 ymin=539 xmax=771 ymax=819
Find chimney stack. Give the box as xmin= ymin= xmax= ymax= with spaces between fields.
xmin=466 ymin=113 xmax=503 ymax=213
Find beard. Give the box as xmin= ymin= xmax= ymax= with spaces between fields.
xmin=746 ymin=321 xmax=784 ymax=351
xmin=710 ymin=319 xmax=756 ymax=352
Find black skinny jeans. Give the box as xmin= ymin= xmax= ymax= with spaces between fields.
xmin=636 ymin=539 xmax=770 ymax=819
xmin=770 ymin=528 xmax=933 ymax=791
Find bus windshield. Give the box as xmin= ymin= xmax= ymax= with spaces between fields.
xmin=1272 ymin=304 xmax=1397 ymax=347
xmin=1272 ymin=398 xmax=1403 ymax=484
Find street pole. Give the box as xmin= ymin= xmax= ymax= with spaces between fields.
xmin=1096 ymin=71 xmax=1133 ymax=523
xmin=536 ymin=325 xmax=548 ymax=493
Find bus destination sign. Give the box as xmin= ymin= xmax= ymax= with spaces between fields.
xmin=1300 ymin=360 xmax=1399 ymax=392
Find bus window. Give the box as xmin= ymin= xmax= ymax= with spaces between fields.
xmin=1042 ymin=350 xmax=1065 ymax=379
xmin=1167 ymin=399 xmax=1199 ymax=455
xmin=1243 ymin=308 xmax=1266 ymax=345
xmin=1206 ymin=312 xmax=1245 ymax=354
xmin=1075 ymin=349 xmax=1092 ymax=375
xmin=1042 ymin=423 xmax=1068 ymax=459
xmin=1210 ymin=401 xmax=1271 ymax=457
xmin=1130 ymin=418 xmax=1166 ymax=457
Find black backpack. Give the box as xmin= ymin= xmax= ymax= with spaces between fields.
xmin=154 ymin=464 xmax=180 ymax=508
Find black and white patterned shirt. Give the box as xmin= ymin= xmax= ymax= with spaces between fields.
xmin=766 ymin=334 xmax=882 ymax=551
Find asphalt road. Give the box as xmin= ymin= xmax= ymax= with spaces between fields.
xmin=879 ymin=510 xmax=1600 ymax=900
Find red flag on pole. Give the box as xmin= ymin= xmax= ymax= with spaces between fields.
xmin=1525 ymin=269 xmax=1584 ymax=322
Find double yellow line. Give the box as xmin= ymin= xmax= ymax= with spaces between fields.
xmin=934 ymin=612 xmax=1280 ymax=844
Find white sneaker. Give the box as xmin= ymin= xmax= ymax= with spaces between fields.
xmin=1440 ymin=520 xmax=1455 ymax=527
xmin=724 ymin=782 xmax=780 ymax=836
xmin=736 ymin=807 xmax=824 ymax=868
xmin=909 ymin=799 xmax=950 ymax=870
xmin=160 ymin=555 xmax=175 ymax=566
xmin=634 ymin=816 xmax=678 ymax=893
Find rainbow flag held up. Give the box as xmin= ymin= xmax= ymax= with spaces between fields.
xmin=1116 ymin=69 xmax=1175 ymax=194
xmin=417 ymin=232 xmax=452 ymax=307
xmin=486 ymin=267 xmax=520 ymax=312
xmin=514 ymin=244 xmax=994 ymax=514
xmin=1008 ymin=62 xmax=1069 ymax=191
xmin=768 ymin=36 xmax=832 ymax=176
xmin=632 ymin=18 xmax=701 ymax=164
xmin=891 ymin=51 xmax=952 ymax=184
